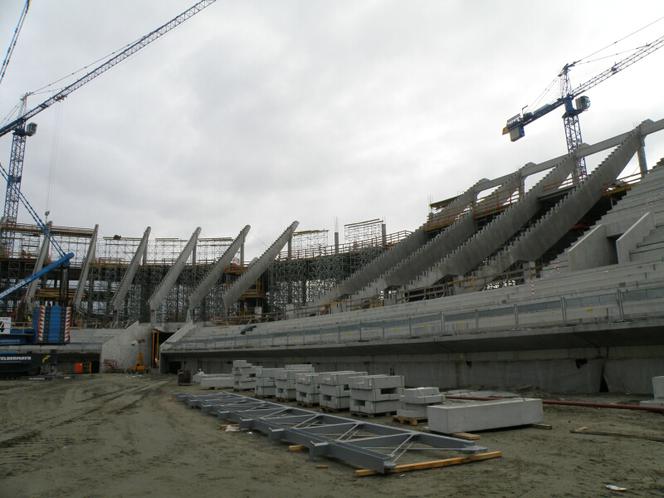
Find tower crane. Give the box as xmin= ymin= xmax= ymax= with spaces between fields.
xmin=502 ymin=30 xmax=664 ymax=181
xmin=0 ymin=0 xmax=217 ymax=253
xmin=0 ymin=0 xmax=30 ymax=87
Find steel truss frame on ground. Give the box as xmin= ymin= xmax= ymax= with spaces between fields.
xmin=176 ymin=391 xmax=489 ymax=474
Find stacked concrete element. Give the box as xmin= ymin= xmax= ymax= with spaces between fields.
xmin=427 ymin=398 xmax=543 ymax=433
xmin=255 ymin=366 xmax=281 ymax=397
xmin=295 ymin=372 xmax=323 ymax=405
xmin=641 ymin=376 xmax=664 ymax=407
xmin=319 ymin=371 xmax=367 ymax=410
xmin=397 ymin=387 xmax=444 ymax=420
xmin=199 ymin=373 xmax=234 ymax=389
xmin=275 ymin=364 xmax=314 ymax=401
xmin=349 ymin=374 xmax=404 ymax=415
xmin=232 ymin=360 xmax=257 ymax=391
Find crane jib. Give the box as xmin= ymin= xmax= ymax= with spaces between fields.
xmin=0 ymin=0 xmax=217 ymax=139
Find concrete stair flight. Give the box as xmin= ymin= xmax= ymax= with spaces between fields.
xmin=404 ymin=155 xmax=578 ymax=292
xmin=543 ymin=155 xmax=664 ymax=276
xmin=350 ymin=174 xmax=523 ymax=301
xmin=221 ymin=221 xmax=299 ymax=312
xmin=469 ymin=131 xmax=641 ymax=289
xmin=308 ymin=180 xmax=487 ymax=308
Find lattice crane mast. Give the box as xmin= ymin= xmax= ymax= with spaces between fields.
xmin=0 ymin=0 xmax=216 ymax=252
xmin=502 ymin=31 xmax=664 ymax=180
xmin=0 ymin=0 xmax=30 ymax=87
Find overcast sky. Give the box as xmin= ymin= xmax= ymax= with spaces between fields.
xmin=1 ymin=0 xmax=663 ymax=257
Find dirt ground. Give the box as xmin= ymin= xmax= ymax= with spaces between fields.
xmin=1 ymin=374 xmax=663 ymax=498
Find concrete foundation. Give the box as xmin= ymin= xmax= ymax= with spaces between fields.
xmin=427 ymin=398 xmax=544 ymax=433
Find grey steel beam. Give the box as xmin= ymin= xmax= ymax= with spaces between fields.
xmin=176 ymin=391 xmax=489 ymax=474
xmin=187 ymin=225 xmax=250 ymax=318
xmin=23 ymin=231 xmax=50 ymax=307
xmin=221 ymin=221 xmax=299 ymax=312
xmin=110 ymin=226 xmax=151 ymax=314
xmin=72 ymin=224 xmax=98 ymax=311
xmin=148 ymin=227 xmax=201 ymax=320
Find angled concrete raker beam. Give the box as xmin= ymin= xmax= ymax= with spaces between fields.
xmin=72 ymin=224 xmax=98 ymax=311
xmin=222 ymin=221 xmax=299 ymax=312
xmin=148 ymin=227 xmax=201 ymax=319
xmin=187 ymin=225 xmax=250 ymax=317
xmin=24 ymin=230 xmax=50 ymax=307
xmin=110 ymin=227 xmax=151 ymax=313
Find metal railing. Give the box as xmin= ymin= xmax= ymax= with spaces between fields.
xmin=175 ymin=283 xmax=664 ymax=352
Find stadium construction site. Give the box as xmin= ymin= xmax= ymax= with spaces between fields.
xmin=2 ymin=118 xmax=664 ymax=495
xmin=1 ymin=118 xmax=664 ymax=393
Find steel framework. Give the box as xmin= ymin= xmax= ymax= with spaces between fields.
xmin=176 ymin=391 xmax=496 ymax=474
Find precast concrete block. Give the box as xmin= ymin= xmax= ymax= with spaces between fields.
xmin=349 ymin=375 xmax=404 ymax=390
xmin=295 ymin=382 xmax=319 ymax=394
xmin=427 ymin=398 xmax=544 ymax=434
xmin=350 ymin=387 xmax=403 ymax=402
xmin=285 ymin=363 xmax=315 ymax=371
xmin=318 ymin=371 xmax=367 ymax=385
xmin=275 ymin=377 xmax=298 ymax=389
xmin=255 ymin=386 xmax=276 ymax=397
xmin=296 ymin=391 xmax=319 ymax=405
xmin=255 ymin=378 xmax=276 ymax=387
xmin=199 ymin=375 xmax=234 ymax=389
xmin=402 ymin=387 xmax=441 ymax=402
xmin=232 ymin=360 xmax=251 ymax=368
xmin=276 ymin=387 xmax=297 ymax=401
xmin=255 ymin=367 xmax=281 ymax=378
xmin=350 ymin=398 xmax=400 ymax=415
xmin=396 ymin=404 xmax=429 ymax=419
xmin=294 ymin=372 xmax=321 ymax=385
xmin=320 ymin=394 xmax=350 ymax=410
xmin=320 ymin=384 xmax=353 ymax=397
xmin=233 ymin=379 xmax=257 ymax=391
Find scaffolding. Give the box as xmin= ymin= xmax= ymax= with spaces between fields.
xmin=266 ymin=221 xmax=409 ymax=314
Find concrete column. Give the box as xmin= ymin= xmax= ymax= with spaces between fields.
xmin=24 ymin=230 xmax=50 ymax=307
xmin=334 ymin=231 xmax=339 ymax=254
xmin=73 ymin=224 xmax=98 ymax=311
xmin=110 ymin=227 xmax=151 ymax=315
xmin=381 ymin=223 xmax=387 ymax=247
xmin=148 ymin=227 xmax=201 ymax=323
xmin=637 ymin=136 xmax=648 ymax=177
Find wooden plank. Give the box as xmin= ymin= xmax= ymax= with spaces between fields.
xmin=354 ymin=450 xmax=502 ymax=477
xmin=531 ymin=423 xmax=553 ymax=430
xmin=288 ymin=444 xmax=306 ymax=452
xmin=450 ymin=432 xmax=481 ymax=441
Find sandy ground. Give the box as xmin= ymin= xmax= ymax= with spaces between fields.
xmin=1 ymin=374 xmax=663 ymax=498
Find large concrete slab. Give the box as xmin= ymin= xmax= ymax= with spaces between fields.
xmin=427 ymin=398 xmax=543 ymax=433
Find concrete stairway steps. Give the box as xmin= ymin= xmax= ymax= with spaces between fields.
xmin=630 ymin=225 xmax=664 ymax=262
xmin=542 ymin=155 xmax=664 ymax=275
xmin=471 ymin=131 xmax=640 ymax=287
xmin=255 ymin=261 xmax=664 ymax=338
xmin=311 ymin=179 xmax=494 ymax=307
xmin=348 ymin=176 xmax=521 ymax=301
xmin=405 ymin=156 xmax=577 ymax=291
